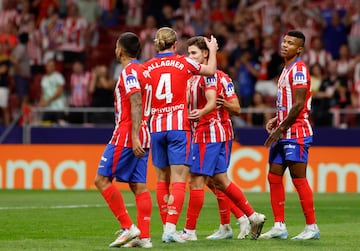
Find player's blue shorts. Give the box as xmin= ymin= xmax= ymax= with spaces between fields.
xmin=269 ymin=136 xmax=313 ymax=166
xmin=97 ymin=144 xmax=149 ymax=183
xmin=151 ymin=130 xmax=192 ymax=168
xmin=225 ymin=140 xmax=232 ymax=166
xmin=190 ymin=142 xmax=227 ymax=176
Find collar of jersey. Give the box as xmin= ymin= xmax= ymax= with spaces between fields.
xmin=156 ymin=52 xmax=175 ymax=58
xmin=130 ymin=59 xmax=140 ymax=64
xmin=285 ymin=57 xmax=301 ymax=70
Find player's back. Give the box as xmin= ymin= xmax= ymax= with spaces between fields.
xmin=143 ymin=53 xmax=201 ymax=132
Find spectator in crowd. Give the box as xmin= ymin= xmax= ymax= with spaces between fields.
xmin=351 ymin=56 xmax=360 ymax=125
xmin=89 ymin=65 xmax=114 ymax=124
xmin=68 ymin=60 xmax=92 ymax=124
xmin=302 ymin=36 xmax=332 ymax=74
xmin=246 ymin=92 xmax=272 ymax=127
xmin=0 ymin=0 xmax=18 ymax=32
xmin=76 ymin=0 xmax=101 ymax=48
xmin=255 ymin=35 xmax=282 ymax=97
xmin=312 ymin=60 xmax=339 ymax=127
xmin=32 ymin=0 xmax=59 ymax=27
xmin=309 ymin=63 xmax=325 ymax=96
xmin=124 ymin=0 xmax=143 ymax=27
xmin=322 ymin=10 xmax=348 ymax=60
xmin=346 ymin=1 xmax=360 ymax=56
xmin=0 ymin=43 xmax=10 ymax=125
xmin=26 ymin=17 xmax=44 ymax=75
xmin=335 ymin=44 xmax=356 ymax=87
xmin=10 ymin=32 xmax=31 ymax=109
xmin=235 ymin=50 xmax=260 ymax=108
xmin=38 ymin=59 xmax=67 ymax=125
xmin=59 ymin=3 xmax=87 ymax=65
xmin=139 ymin=15 xmax=157 ymax=62
xmin=39 ymin=6 xmax=64 ymax=65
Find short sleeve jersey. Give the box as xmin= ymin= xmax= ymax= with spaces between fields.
xmin=143 ymin=52 xmax=201 ymax=132
xmin=110 ymin=60 xmax=151 ymax=148
xmin=217 ymin=70 xmax=237 ymax=141
xmin=188 ymin=73 xmax=226 ymax=143
xmin=276 ymin=58 xmax=313 ymax=139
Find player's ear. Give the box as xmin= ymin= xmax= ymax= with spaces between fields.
xmin=203 ymin=49 xmax=209 ymax=59
xmin=172 ymin=41 xmax=177 ymax=52
xmin=297 ymin=46 xmax=303 ymax=55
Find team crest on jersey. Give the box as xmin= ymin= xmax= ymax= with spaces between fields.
xmin=125 ymin=75 xmax=140 ymax=89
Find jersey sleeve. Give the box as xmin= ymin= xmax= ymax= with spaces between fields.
xmin=220 ymin=73 xmax=237 ymax=100
xmin=204 ymin=75 xmax=217 ymax=91
xmin=123 ymin=67 xmax=141 ymax=97
xmin=184 ymin=56 xmax=202 ymax=75
xmin=292 ymin=62 xmax=309 ymax=89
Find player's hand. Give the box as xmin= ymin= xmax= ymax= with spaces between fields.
xmin=265 ymin=117 xmax=277 ymax=134
xmin=264 ymin=127 xmax=282 ymax=148
xmin=132 ymin=138 xmax=146 ymax=158
xmin=188 ymin=109 xmax=201 ymax=121
xmin=204 ymin=35 xmax=219 ymax=51
xmin=216 ymin=95 xmax=225 ymax=107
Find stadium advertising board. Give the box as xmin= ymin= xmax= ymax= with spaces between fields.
xmin=0 ymin=143 xmax=359 ymax=192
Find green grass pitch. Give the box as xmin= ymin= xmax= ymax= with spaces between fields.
xmin=0 ymin=190 xmax=359 ymax=250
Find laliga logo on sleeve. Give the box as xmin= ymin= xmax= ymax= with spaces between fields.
xmin=226 ymin=82 xmax=235 ymax=95
xmin=293 ymin=71 xmax=306 ymax=85
xmin=205 ymin=76 xmax=217 ymax=87
xmin=125 ymin=75 xmax=140 ymax=90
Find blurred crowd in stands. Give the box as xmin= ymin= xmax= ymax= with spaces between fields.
xmin=0 ymin=0 xmax=359 ymax=128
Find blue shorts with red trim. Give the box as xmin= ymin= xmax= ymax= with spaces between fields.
xmin=190 ymin=142 xmax=227 ymax=176
xmin=151 ymin=130 xmax=193 ymax=168
xmin=269 ymin=136 xmax=313 ymax=166
xmin=97 ymin=144 xmax=149 ymax=183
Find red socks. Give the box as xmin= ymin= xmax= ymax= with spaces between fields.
xmin=101 ymin=184 xmax=133 ymax=229
xmin=212 ymin=189 xmax=231 ymax=225
xmin=166 ymin=182 xmax=186 ymax=225
xmin=223 ymin=182 xmax=254 ymax=216
xmin=135 ymin=191 xmax=152 ymax=238
xmin=268 ymin=172 xmax=285 ymax=222
xmin=292 ymin=178 xmax=316 ymax=224
xmin=185 ymin=189 xmax=205 ymax=230
xmin=156 ymin=181 xmax=169 ymax=224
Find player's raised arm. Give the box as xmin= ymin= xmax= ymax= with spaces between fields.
xmin=199 ymin=35 xmax=218 ymax=76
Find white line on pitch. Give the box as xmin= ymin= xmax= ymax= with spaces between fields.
xmin=0 ymin=203 xmax=135 ymax=210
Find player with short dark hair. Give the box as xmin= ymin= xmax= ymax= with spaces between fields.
xmin=94 ymin=32 xmax=153 ymax=248
xmin=260 ymin=30 xmax=320 ymax=240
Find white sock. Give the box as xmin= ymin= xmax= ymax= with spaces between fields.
xmin=274 ymin=222 xmax=286 ymax=229
xmin=165 ymin=223 xmax=176 ymax=233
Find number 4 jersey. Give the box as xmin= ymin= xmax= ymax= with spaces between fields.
xmin=143 ymin=52 xmax=201 ymax=132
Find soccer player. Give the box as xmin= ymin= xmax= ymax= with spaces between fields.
xmin=260 ymin=30 xmax=320 ymax=240
xmin=94 ymin=32 xmax=153 ymax=248
xmin=180 ymin=36 xmax=266 ymax=242
xmin=143 ymin=27 xmax=218 ymax=243
xmin=205 ymin=70 xmax=251 ymax=240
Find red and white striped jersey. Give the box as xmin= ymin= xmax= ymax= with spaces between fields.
xmin=143 ymin=52 xmax=201 ymax=132
xmin=276 ymin=58 xmax=313 ymax=139
xmin=0 ymin=9 xmax=18 ymax=31
xmin=217 ymin=70 xmax=237 ymax=141
xmin=70 ymin=71 xmax=92 ymax=107
xmin=60 ymin=17 xmax=88 ymax=52
xmin=109 ymin=60 xmax=151 ymax=148
xmin=188 ymin=74 xmax=226 ymax=143
xmin=303 ymin=49 xmax=332 ymax=70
